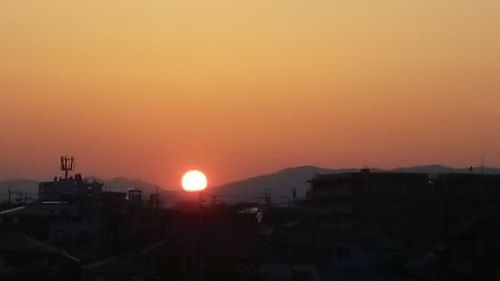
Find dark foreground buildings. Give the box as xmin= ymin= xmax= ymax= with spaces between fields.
xmin=306 ymin=170 xmax=500 ymax=233
xmin=302 ymin=170 xmax=500 ymax=280
xmin=2 ymin=166 xmax=500 ymax=280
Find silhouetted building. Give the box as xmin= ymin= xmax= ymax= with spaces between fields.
xmin=432 ymin=173 xmax=500 ymax=230
xmin=0 ymin=230 xmax=80 ymax=281
xmin=305 ymin=170 xmax=500 ymax=243
xmin=39 ymin=175 xmax=102 ymax=217
xmin=305 ymin=170 xmax=431 ymax=226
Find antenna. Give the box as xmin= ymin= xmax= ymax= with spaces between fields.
xmin=60 ymin=156 xmax=74 ymax=179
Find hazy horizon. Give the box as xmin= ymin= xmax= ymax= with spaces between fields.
xmin=2 ymin=163 xmax=500 ymax=191
xmin=2 ymin=1 xmax=500 ymax=188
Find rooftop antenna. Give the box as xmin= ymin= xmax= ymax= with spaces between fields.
xmin=60 ymin=156 xmax=74 ymax=179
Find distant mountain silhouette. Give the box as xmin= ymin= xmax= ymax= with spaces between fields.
xmin=392 ymin=164 xmax=458 ymax=174
xmin=213 ymin=165 xmax=500 ymax=203
xmin=0 ymin=177 xmax=177 ymax=205
xmin=213 ymin=166 xmax=356 ymax=204
xmin=87 ymin=176 xmax=179 ymax=206
xmin=393 ymin=164 xmax=500 ymax=175
xmin=2 ymin=165 xmax=499 ymax=204
xmin=0 ymin=179 xmax=38 ymax=202
xmin=85 ymin=176 xmax=162 ymax=194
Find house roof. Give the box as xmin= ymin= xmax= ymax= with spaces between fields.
xmin=0 ymin=231 xmax=80 ymax=263
xmin=163 ymin=218 xmax=262 ymax=260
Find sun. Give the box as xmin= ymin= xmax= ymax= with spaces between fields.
xmin=181 ymin=170 xmax=208 ymax=192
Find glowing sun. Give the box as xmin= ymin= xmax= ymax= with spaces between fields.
xmin=181 ymin=170 xmax=208 ymax=192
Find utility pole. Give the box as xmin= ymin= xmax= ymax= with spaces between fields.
xmin=264 ymin=188 xmax=271 ymax=209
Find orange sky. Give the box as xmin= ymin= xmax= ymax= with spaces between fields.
xmin=1 ymin=0 xmax=500 ymax=189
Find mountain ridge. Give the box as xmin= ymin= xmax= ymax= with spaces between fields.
xmin=212 ymin=164 xmax=500 ymax=203
xmin=2 ymin=165 xmax=500 ymax=203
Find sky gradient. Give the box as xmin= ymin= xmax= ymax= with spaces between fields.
xmin=1 ymin=0 xmax=500 ymax=189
